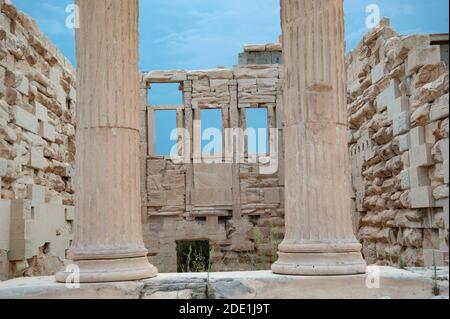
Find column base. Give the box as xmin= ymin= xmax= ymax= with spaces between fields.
xmin=55 ymin=256 xmax=158 ymax=283
xmin=272 ymin=251 xmax=367 ymax=276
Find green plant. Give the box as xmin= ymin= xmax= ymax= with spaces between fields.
xmin=206 ymin=247 xmax=215 ymax=299
xmin=269 ymin=222 xmax=278 ymax=264
xmin=176 ymin=240 xmax=210 ymax=273
xmin=432 ymin=250 xmax=441 ymax=297
xmin=399 ymin=255 xmax=406 ymax=269
xmin=253 ymin=227 xmax=267 ymax=270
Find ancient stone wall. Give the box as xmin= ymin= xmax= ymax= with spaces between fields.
xmin=140 ymin=46 xmax=286 ymax=272
xmin=0 ymin=2 xmax=75 ymax=280
xmin=347 ymin=19 xmax=449 ymax=267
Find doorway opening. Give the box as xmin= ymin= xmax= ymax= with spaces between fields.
xmin=176 ymin=240 xmax=210 ymax=273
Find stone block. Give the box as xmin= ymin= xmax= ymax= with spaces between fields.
xmin=410 ymin=126 xmax=425 ymax=148
xmin=444 ymin=160 xmax=449 ymax=184
xmin=410 ymin=144 xmax=434 ymax=167
xmin=0 ymin=199 xmax=11 ymax=251
xmin=191 ymin=188 xmax=232 ymax=206
xmin=407 ymin=46 xmax=441 ymax=75
xmin=9 ymin=200 xmax=73 ymax=261
xmin=0 ymin=158 xmax=7 ymax=177
xmin=28 ymin=148 xmax=48 ymax=170
xmin=430 ymin=96 xmax=449 ymax=122
xmin=263 ymin=188 xmax=280 ymax=204
xmin=371 ymin=62 xmax=385 ymax=84
xmin=409 ymin=166 xmax=430 ymax=188
xmin=423 ymin=229 xmax=440 ymax=249
xmin=147 ymin=191 xmax=166 ymax=207
xmin=27 ymin=184 xmax=45 ymax=203
xmin=16 ymin=75 xmax=29 ymax=96
xmin=410 ymin=186 xmax=434 ymax=208
xmin=193 ymin=164 xmax=232 ymax=189
xmin=399 ymin=133 xmax=410 ymax=153
xmin=34 ymin=102 xmax=48 ymax=122
xmin=439 ymin=198 xmax=449 ymax=230
xmin=39 ymin=121 xmax=56 ymax=142
xmin=376 ymin=79 xmax=400 ymax=113
xmin=14 ymin=106 xmax=38 ymax=134
xmin=423 ymin=249 xmax=445 ymax=267
xmin=65 ymin=206 xmax=75 ymax=221
xmin=144 ymin=70 xmax=187 ymax=83
xmin=439 ymin=228 xmax=449 ymax=253
xmin=393 ymin=111 xmax=410 ymax=136
xmin=440 ymin=139 xmax=449 ymax=163
xmin=387 ymin=96 xmax=409 ymax=121
xmin=399 ymin=170 xmax=410 ymax=190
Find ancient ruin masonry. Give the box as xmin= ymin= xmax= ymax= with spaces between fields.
xmin=347 ymin=19 xmax=449 ymax=267
xmin=0 ymin=2 xmax=76 ymax=280
xmin=0 ymin=1 xmax=449 ymax=281
xmin=141 ymin=44 xmax=285 ymax=273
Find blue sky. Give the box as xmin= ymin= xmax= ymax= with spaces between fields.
xmin=13 ymin=0 xmax=449 ymax=71
xmin=12 ymin=0 xmax=449 ymax=155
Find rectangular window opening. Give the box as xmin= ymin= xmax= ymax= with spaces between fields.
xmin=148 ymin=83 xmax=183 ymax=106
xmin=201 ymin=109 xmax=223 ymax=155
xmin=245 ymin=108 xmax=269 ymax=154
xmin=155 ymin=109 xmax=177 ymax=156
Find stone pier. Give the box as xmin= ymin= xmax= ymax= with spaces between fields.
xmin=55 ymin=0 xmax=157 ymax=283
xmin=272 ymin=0 xmax=367 ymax=275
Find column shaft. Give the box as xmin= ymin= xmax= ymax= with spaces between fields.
xmin=56 ymin=0 xmax=157 ymax=283
xmin=272 ymin=0 xmax=366 ymax=275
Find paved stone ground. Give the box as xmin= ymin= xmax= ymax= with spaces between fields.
xmin=0 ymin=267 xmax=448 ymax=299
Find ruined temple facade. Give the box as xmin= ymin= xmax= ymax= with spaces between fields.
xmin=140 ymin=44 xmax=285 ymax=272
xmin=0 ymin=2 xmax=449 ymax=280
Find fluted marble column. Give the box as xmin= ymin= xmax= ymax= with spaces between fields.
xmin=56 ymin=0 xmax=157 ymax=283
xmin=272 ymin=0 xmax=367 ymax=275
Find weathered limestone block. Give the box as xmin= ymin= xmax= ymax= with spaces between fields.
xmin=14 ymin=106 xmax=38 ymax=134
xmin=423 ymin=249 xmax=445 ymax=267
xmin=414 ymin=62 xmax=448 ymax=89
xmin=407 ymin=46 xmax=441 ymax=75
xmin=433 ymin=185 xmax=449 ymax=201
xmin=393 ymin=111 xmax=410 ymax=136
xmin=409 ymin=166 xmax=430 ymax=188
xmin=34 ymin=102 xmax=48 ymax=122
xmin=8 ymin=200 xmax=73 ymax=261
xmin=371 ymin=62 xmax=386 ymax=84
xmin=399 ymin=133 xmax=410 ymax=153
xmin=403 ymin=229 xmax=423 ymax=248
xmin=410 ymin=186 xmax=434 ymax=209
xmin=387 ymin=96 xmax=409 ymax=121
xmin=409 ymin=144 xmax=434 ymax=167
xmin=0 ymin=199 xmax=11 ymax=252
xmin=28 ymin=147 xmax=48 ymax=170
xmin=39 ymin=122 xmax=56 ymax=142
xmin=411 ymin=104 xmax=430 ymax=127
xmin=430 ymin=93 xmax=449 ymax=122
xmin=143 ymin=70 xmax=187 ymax=83
xmin=410 ymin=126 xmax=425 ymax=147
xmin=413 ymin=72 xmax=449 ymax=105
xmin=376 ymin=79 xmax=400 ymax=112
